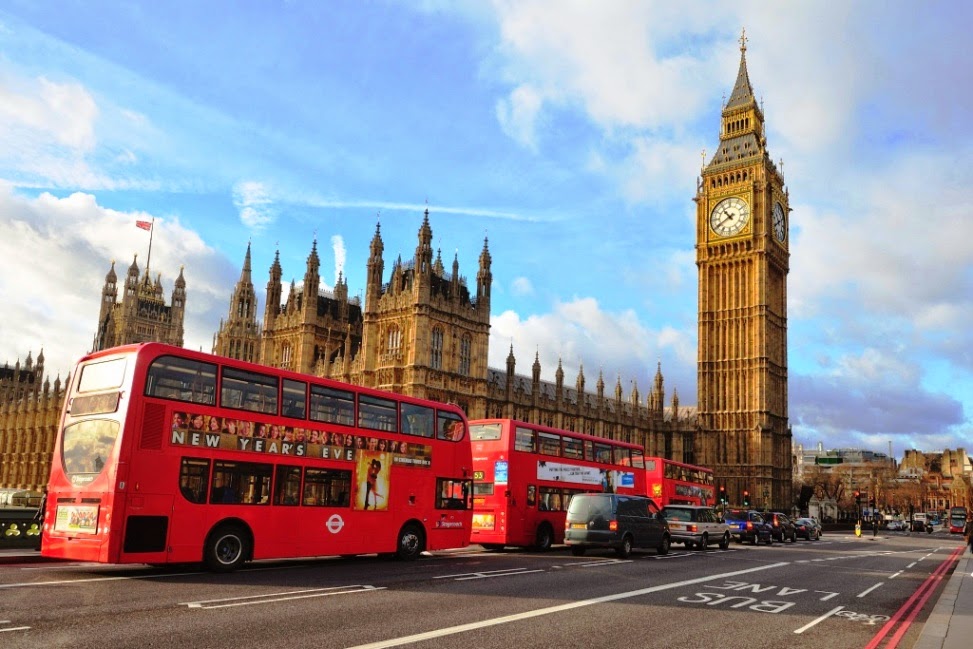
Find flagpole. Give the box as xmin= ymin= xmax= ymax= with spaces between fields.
xmin=146 ymin=216 xmax=155 ymax=274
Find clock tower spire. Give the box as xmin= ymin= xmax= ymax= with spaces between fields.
xmin=695 ymin=30 xmax=791 ymax=511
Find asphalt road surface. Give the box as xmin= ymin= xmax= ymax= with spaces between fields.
xmin=0 ymin=530 xmax=966 ymax=649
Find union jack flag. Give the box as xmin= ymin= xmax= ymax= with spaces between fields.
xmin=136 ymin=220 xmax=152 ymax=231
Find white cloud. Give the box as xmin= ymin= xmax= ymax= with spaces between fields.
xmin=488 ymin=297 xmax=696 ymax=402
xmin=0 ymin=187 xmax=235 ymax=377
xmin=495 ymin=84 xmax=542 ymax=151
xmin=233 ymin=180 xmax=277 ymax=230
xmin=511 ymin=276 xmax=533 ymax=296
xmin=0 ymin=75 xmax=98 ymax=151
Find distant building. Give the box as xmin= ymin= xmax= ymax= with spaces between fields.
xmin=0 ymin=351 xmax=64 ymax=491
xmin=93 ymin=256 xmax=186 ymax=351
xmin=900 ymin=448 xmax=971 ymax=512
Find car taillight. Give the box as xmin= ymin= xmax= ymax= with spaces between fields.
xmin=609 ymin=520 xmax=618 ymax=531
xmin=688 ymin=524 xmax=698 ymax=533
xmin=746 ymin=521 xmax=753 ymax=530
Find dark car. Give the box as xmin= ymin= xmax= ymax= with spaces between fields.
xmin=722 ymin=509 xmax=772 ymax=545
xmin=766 ymin=512 xmax=797 ymax=543
xmin=794 ymin=517 xmax=821 ymax=540
xmin=564 ymin=493 xmax=671 ymax=558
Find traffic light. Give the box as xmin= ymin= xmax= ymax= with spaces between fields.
xmin=854 ymin=490 xmax=861 ymax=505
xmin=719 ymin=486 xmax=726 ymax=505
xmin=743 ymin=490 xmax=750 ymax=507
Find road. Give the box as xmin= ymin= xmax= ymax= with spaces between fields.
xmin=0 ymin=531 xmax=966 ymax=649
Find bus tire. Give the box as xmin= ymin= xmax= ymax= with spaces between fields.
xmin=395 ymin=523 xmax=424 ymax=561
xmin=533 ymin=523 xmax=554 ymax=551
xmin=204 ymin=523 xmax=250 ymax=573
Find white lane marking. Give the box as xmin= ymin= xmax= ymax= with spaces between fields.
xmin=345 ymin=562 xmax=790 ymax=649
xmin=907 ymin=562 xmax=916 ymax=568
xmin=857 ymin=582 xmax=883 ymax=598
xmin=432 ymin=568 xmax=545 ymax=581
xmin=889 ymin=570 xmax=903 ymax=579
xmin=0 ymin=570 xmax=207 ymax=589
xmin=0 ymin=626 xmax=31 ymax=633
xmin=182 ymin=585 xmax=385 ymax=609
xmin=794 ymin=606 xmax=844 ymax=634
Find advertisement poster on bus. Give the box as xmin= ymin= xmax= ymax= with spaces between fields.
xmin=536 ymin=461 xmax=634 ymax=489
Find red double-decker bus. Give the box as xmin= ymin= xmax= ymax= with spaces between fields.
xmin=644 ymin=457 xmax=715 ymax=506
xmin=40 ymin=343 xmax=473 ymax=571
xmin=469 ymin=418 xmax=646 ymax=550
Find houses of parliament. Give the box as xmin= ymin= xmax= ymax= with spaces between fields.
xmin=0 ymin=37 xmax=793 ymax=510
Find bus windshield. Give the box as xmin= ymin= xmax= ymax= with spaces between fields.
xmin=61 ymin=419 xmax=119 ymax=484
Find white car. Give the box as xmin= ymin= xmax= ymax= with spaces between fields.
xmin=661 ymin=504 xmax=731 ymax=550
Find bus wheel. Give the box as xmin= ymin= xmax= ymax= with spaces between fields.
xmin=395 ymin=523 xmax=424 ymax=561
xmin=533 ymin=524 xmax=554 ymax=551
xmin=205 ymin=524 xmax=249 ymax=573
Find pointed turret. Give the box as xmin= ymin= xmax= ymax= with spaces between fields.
xmin=415 ymin=208 xmax=433 ymax=276
xmin=366 ymin=221 xmax=385 ymax=308
xmin=477 ymin=237 xmax=492 ymax=307
xmin=304 ymin=239 xmax=321 ymax=318
xmin=264 ymin=249 xmax=282 ymax=326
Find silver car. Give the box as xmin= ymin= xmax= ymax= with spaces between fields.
xmin=662 ymin=504 xmax=731 ymax=550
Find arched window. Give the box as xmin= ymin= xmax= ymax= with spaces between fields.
xmin=387 ymin=325 xmax=401 ymax=356
xmin=281 ymin=342 xmax=292 ymax=369
xmin=430 ymin=327 xmax=444 ymax=370
xmin=459 ymin=334 xmax=472 ymax=376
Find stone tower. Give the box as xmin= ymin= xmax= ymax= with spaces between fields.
xmin=695 ymin=31 xmax=791 ymax=509
xmin=354 ymin=211 xmax=492 ymax=415
xmin=257 ymin=241 xmax=363 ymax=374
xmin=213 ymin=243 xmax=261 ymax=363
xmin=92 ymin=255 xmax=186 ymax=351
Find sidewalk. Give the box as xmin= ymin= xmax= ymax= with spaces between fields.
xmin=915 ymin=549 xmax=973 ymax=649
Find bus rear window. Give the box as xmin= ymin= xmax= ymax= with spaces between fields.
xmin=78 ymin=358 xmax=127 ymax=393
xmin=469 ymin=423 xmax=502 ymax=441
xmin=62 ymin=419 xmax=120 ymax=484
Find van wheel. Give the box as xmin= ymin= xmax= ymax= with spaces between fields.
xmin=698 ymin=533 xmax=709 ymax=551
xmin=571 ymin=546 xmax=586 ymax=556
xmin=533 ymin=523 xmax=554 ymax=551
xmin=395 ymin=523 xmax=424 ymax=561
xmin=719 ymin=532 xmax=730 ymax=550
xmin=616 ymin=535 xmax=633 ymax=559
xmin=204 ymin=524 xmax=249 ymax=573
xmin=657 ymin=534 xmax=670 ymax=555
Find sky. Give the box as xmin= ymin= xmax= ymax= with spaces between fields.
xmin=1 ymin=1 xmax=970 ymax=462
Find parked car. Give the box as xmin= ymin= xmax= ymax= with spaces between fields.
xmin=765 ymin=512 xmax=798 ymax=543
xmin=885 ymin=519 xmax=906 ymax=532
xmin=793 ymin=517 xmax=821 ymax=540
xmin=662 ymin=504 xmax=731 ymax=550
xmin=910 ymin=518 xmax=932 ymax=533
xmin=564 ymin=493 xmax=671 ymax=558
xmin=722 ymin=509 xmax=773 ymax=545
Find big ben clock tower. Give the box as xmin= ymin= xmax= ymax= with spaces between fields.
xmin=695 ymin=31 xmax=791 ymax=510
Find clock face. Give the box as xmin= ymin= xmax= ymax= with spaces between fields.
xmin=710 ymin=197 xmax=750 ymax=237
xmin=773 ymin=202 xmax=786 ymax=241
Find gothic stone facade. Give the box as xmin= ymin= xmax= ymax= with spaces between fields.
xmin=694 ymin=35 xmax=793 ymax=507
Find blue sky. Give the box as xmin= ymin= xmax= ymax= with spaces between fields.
xmin=1 ymin=1 xmax=970 ymax=462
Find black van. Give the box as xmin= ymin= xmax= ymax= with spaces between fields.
xmin=564 ymin=493 xmax=670 ymax=558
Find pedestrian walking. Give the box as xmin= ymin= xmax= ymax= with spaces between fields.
xmin=965 ymin=516 xmax=973 ymax=555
